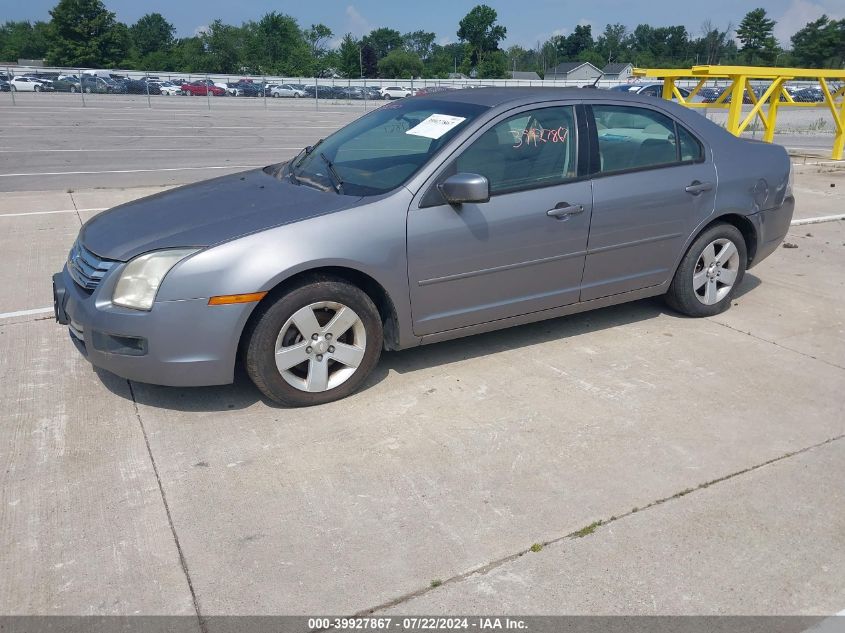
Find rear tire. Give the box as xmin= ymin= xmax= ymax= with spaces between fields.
xmin=665 ymin=223 xmax=747 ymax=317
xmin=244 ymin=278 xmax=383 ymax=407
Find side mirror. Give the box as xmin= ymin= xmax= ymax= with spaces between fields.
xmin=437 ymin=173 xmax=490 ymax=204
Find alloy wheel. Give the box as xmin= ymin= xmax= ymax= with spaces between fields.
xmin=274 ymin=301 xmax=367 ymax=393
xmin=693 ymin=238 xmax=740 ymax=305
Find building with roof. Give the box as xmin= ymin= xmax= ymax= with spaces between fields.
xmin=544 ymin=61 xmax=602 ymax=82
xmin=602 ymin=62 xmax=634 ymax=81
xmin=508 ymin=71 xmax=541 ymax=81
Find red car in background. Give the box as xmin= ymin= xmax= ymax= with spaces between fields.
xmin=181 ymin=80 xmax=225 ymax=96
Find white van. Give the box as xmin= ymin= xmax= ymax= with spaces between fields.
xmin=82 ymin=69 xmax=125 ymax=80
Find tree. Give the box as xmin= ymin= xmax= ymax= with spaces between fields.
xmin=595 ymin=23 xmax=629 ymax=64
xmin=130 ymin=13 xmax=174 ymax=58
xmin=378 ymin=49 xmax=423 ymax=78
xmin=361 ymin=43 xmax=378 ymax=78
xmin=557 ymin=24 xmax=594 ymax=60
xmin=402 ymin=30 xmax=436 ymax=61
xmin=476 ymin=49 xmax=507 ymax=78
xmin=46 ymin=0 xmax=129 ymax=67
xmin=243 ymin=12 xmax=312 ymax=75
xmin=362 ymin=27 xmax=403 ymax=60
xmin=791 ymin=16 xmax=845 ymax=68
xmin=0 ymin=21 xmax=50 ymax=61
xmin=457 ymin=4 xmax=506 ymax=66
xmin=696 ymin=21 xmax=733 ymax=65
xmin=304 ymin=23 xmax=333 ymax=59
xmin=337 ymin=33 xmax=361 ymax=78
xmin=736 ymin=8 xmax=777 ymax=64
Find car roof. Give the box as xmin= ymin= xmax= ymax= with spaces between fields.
xmin=423 ymin=86 xmax=655 ymax=107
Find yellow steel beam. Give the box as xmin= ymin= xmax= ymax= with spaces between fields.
xmin=692 ymin=65 xmax=845 ymax=79
xmin=819 ymin=78 xmax=845 ymax=159
xmin=634 ymin=65 xmax=845 ymax=159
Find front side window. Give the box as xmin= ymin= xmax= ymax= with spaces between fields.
xmin=289 ymin=98 xmax=487 ymax=196
xmin=593 ymin=104 xmax=680 ymax=173
xmin=450 ymin=105 xmax=578 ymax=195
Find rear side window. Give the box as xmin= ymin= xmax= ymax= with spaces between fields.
xmin=452 ymin=105 xmax=578 ymax=195
xmin=678 ymin=125 xmax=703 ymax=162
xmin=592 ymin=105 xmax=679 ymax=173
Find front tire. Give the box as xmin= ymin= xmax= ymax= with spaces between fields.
xmin=665 ymin=223 xmax=747 ymax=317
xmin=244 ymin=278 xmax=383 ymax=407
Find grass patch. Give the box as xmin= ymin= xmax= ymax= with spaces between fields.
xmin=529 ymin=543 xmax=543 ymax=553
xmin=570 ymin=520 xmax=602 ymax=539
xmin=430 ymin=579 xmax=442 ymax=588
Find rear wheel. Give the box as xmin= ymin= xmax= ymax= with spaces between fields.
xmin=244 ymin=278 xmax=383 ymax=407
xmin=70 ymin=86 xmax=77 ymax=93
xmin=34 ymin=85 xmax=41 ymax=92
xmin=665 ymin=223 xmax=747 ymax=317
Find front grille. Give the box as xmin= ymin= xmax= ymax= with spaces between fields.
xmin=67 ymin=240 xmax=116 ymax=291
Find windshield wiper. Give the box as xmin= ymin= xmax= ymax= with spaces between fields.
xmin=319 ymin=152 xmax=344 ymax=194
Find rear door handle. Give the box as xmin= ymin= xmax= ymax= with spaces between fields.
xmin=685 ymin=181 xmax=714 ymax=195
xmin=546 ymin=202 xmax=584 ymax=219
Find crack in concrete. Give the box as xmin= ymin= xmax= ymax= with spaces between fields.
xmin=358 ymin=433 xmax=845 ymax=617
xmin=710 ymin=318 xmax=845 ymax=371
xmin=68 ymin=191 xmax=83 ymax=227
xmin=127 ymin=380 xmax=206 ymax=633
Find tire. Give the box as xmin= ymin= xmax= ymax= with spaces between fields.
xmin=34 ymin=85 xmax=41 ymax=92
xmin=294 ymin=92 xmax=300 ymax=98
xmin=10 ymin=85 xmax=15 ymax=91
xmin=244 ymin=278 xmax=383 ymax=407
xmin=85 ymin=87 xmax=92 ymax=94
xmin=70 ymin=86 xmax=77 ymax=93
xmin=665 ymin=223 xmax=747 ymax=317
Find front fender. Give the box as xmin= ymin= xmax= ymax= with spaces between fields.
xmin=157 ymin=189 xmax=416 ymax=347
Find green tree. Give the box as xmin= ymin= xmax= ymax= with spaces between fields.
xmin=130 ymin=13 xmax=174 ymax=58
xmin=0 ymin=21 xmax=51 ymax=61
xmin=362 ymin=27 xmax=403 ymax=60
xmin=304 ymin=23 xmax=333 ymax=59
xmin=791 ymin=16 xmax=845 ymax=68
xmin=378 ymin=48 xmax=423 ymax=78
xmin=595 ymin=23 xmax=629 ymax=64
xmin=338 ymin=33 xmax=362 ymax=77
xmin=736 ymin=8 xmax=777 ymax=64
xmin=200 ymin=19 xmax=244 ymax=74
xmin=402 ymin=30 xmax=436 ymax=61
xmin=426 ymin=42 xmax=465 ymax=77
xmin=243 ymin=12 xmax=312 ymax=75
xmin=46 ymin=0 xmax=129 ymax=67
xmin=476 ymin=49 xmax=507 ymax=78
xmin=361 ymin=43 xmax=378 ymax=78
xmin=457 ymin=4 xmax=506 ymax=67
xmin=556 ymin=24 xmax=594 ymax=60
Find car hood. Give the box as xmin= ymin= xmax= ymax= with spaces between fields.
xmin=81 ymin=166 xmax=361 ymax=261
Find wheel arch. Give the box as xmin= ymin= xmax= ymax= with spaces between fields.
xmin=238 ymin=265 xmax=402 ymax=356
xmin=679 ymin=212 xmax=758 ymax=272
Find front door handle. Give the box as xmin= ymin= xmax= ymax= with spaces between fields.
xmin=546 ymin=202 xmax=584 ymax=219
xmin=685 ymin=181 xmax=714 ymax=195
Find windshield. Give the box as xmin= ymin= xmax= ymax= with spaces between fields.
xmin=289 ymin=98 xmax=488 ymax=196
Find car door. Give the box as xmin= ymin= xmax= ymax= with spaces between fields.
xmin=407 ymin=103 xmax=592 ymax=336
xmin=579 ymin=102 xmax=716 ymax=301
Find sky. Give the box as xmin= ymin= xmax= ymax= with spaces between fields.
xmin=1 ymin=0 xmax=843 ymax=48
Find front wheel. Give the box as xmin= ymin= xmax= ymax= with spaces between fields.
xmin=70 ymin=86 xmax=77 ymax=93
xmin=244 ymin=278 xmax=383 ymax=407
xmin=665 ymin=223 xmax=747 ymax=317
xmin=34 ymin=85 xmax=41 ymax=92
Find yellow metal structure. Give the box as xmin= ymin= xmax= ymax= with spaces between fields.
xmin=632 ymin=65 xmax=845 ymax=160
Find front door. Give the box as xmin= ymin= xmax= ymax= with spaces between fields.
xmin=580 ymin=103 xmax=717 ymax=301
xmin=407 ymin=104 xmax=593 ymax=336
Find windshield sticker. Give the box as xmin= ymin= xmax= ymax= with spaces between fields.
xmin=406 ymin=114 xmax=466 ymax=139
xmin=512 ymin=125 xmax=570 ymax=149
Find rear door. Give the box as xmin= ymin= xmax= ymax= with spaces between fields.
xmin=579 ymin=102 xmax=716 ymax=301
xmin=407 ymin=103 xmax=592 ymax=335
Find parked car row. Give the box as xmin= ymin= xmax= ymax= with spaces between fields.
xmin=2 ymin=73 xmax=839 ymax=104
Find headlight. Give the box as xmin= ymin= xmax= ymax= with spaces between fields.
xmin=112 ymin=249 xmax=198 ymax=311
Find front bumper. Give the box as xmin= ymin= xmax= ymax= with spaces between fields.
xmin=53 ymin=264 xmax=255 ymax=387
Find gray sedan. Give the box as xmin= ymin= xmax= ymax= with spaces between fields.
xmin=53 ymin=88 xmax=794 ymax=406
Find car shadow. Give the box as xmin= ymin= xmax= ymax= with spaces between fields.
xmin=99 ymin=274 xmax=762 ymax=413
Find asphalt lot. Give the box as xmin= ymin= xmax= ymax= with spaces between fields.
xmin=1 ymin=95 xmax=844 ymax=627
